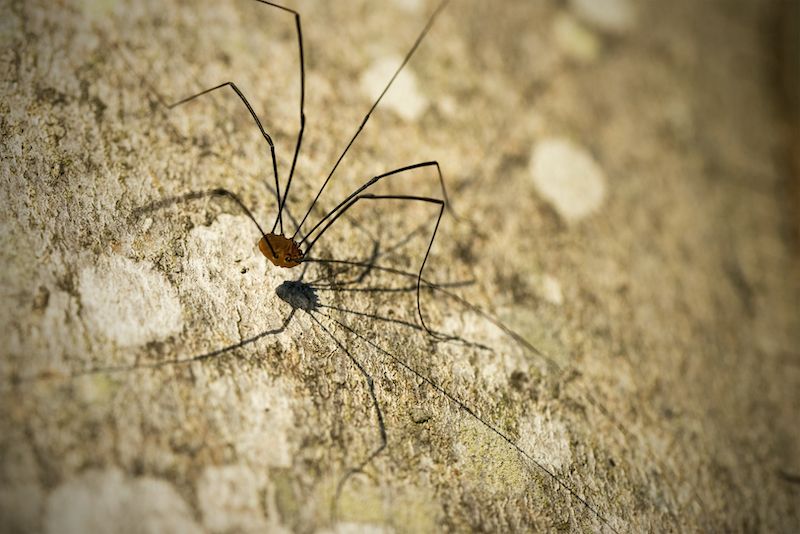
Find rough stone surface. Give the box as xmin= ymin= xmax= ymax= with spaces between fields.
xmin=2 ymin=0 xmax=799 ymax=533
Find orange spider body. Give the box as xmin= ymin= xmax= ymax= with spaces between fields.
xmin=258 ymin=234 xmax=304 ymax=268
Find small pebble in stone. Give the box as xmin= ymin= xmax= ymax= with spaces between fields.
xmin=529 ymin=138 xmax=607 ymax=223
xmin=553 ymin=12 xmax=600 ymax=63
xmin=569 ymin=0 xmax=636 ymax=34
xmin=360 ymin=56 xmax=428 ymax=122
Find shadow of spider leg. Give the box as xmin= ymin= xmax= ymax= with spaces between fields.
xmin=298 ymin=257 xmax=635 ymax=532
xmin=122 ymin=183 xmax=316 ymax=373
xmin=322 ymin=258 xmax=711 ymax=532
xmin=71 ymin=310 xmax=297 ymax=382
xmin=270 ymin=289 xmax=481 ymax=522
xmin=304 ymin=271 xmax=622 ymax=533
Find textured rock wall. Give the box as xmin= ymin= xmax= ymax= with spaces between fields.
xmin=2 ymin=0 xmax=799 ymax=532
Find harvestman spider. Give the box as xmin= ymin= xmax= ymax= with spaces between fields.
xmin=132 ymin=0 xmax=627 ymax=531
xmin=165 ymin=0 xmax=452 ymax=340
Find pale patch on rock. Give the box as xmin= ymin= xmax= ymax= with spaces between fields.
xmin=437 ymin=94 xmax=458 ymax=118
xmin=540 ymin=274 xmax=564 ymax=306
xmin=321 ymin=522 xmax=393 ymax=534
xmin=183 ymin=354 xmax=296 ymax=475
xmin=29 ymin=288 xmax=89 ymax=371
xmin=449 ymin=354 xmax=477 ymax=385
xmin=360 ymin=56 xmax=428 ymax=121
xmin=76 ymin=0 xmax=117 ymax=21
xmin=79 ymin=254 xmax=183 ymax=347
xmin=182 ymin=214 xmax=312 ymax=344
xmin=519 ymin=411 xmax=572 ymax=471
xmin=569 ymin=0 xmax=636 ymax=34
xmin=44 ymin=468 xmax=202 ymax=534
xmin=226 ymin=376 xmax=294 ymax=469
xmin=391 ymin=0 xmax=423 ymax=12
xmin=530 ymin=138 xmax=607 ymax=223
xmin=553 ymin=12 xmax=600 ymax=63
xmin=197 ymin=465 xmax=268 ymax=533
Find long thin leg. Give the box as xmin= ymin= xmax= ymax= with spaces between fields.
xmin=168 ymin=81 xmax=285 ymax=233
xmin=248 ymin=1 xmax=307 ymax=236
xmin=292 ymin=0 xmax=450 ymax=237
xmin=309 ymin=257 xmax=564 ymax=366
xmin=131 ymin=188 xmax=265 ymax=237
xmin=130 ymin=187 xmax=280 ymax=262
xmin=303 ymin=192 xmax=445 ymax=338
xmin=316 ymin=303 xmax=492 ymax=352
xmin=307 ymin=312 xmax=387 ymax=512
xmin=133 ymin=0 xmax=305 ymax=235
xmin=298 ymin=161 xmax=450 ymax=243
xmin=207 ymin=187 xmax=282 ymax=258
xmin=120 ymin=41 xmax=291 ymax=238
xmin=310 ymin=256 xmax=700 ymax=528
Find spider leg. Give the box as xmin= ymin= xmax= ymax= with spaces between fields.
xmin=131 ymin=187 xmax=279 ymax=259
xmin=303 ymin=190 xmax=445 ymax=339
xmin=293 ymin=0 xmax=450 ymax=237
xmin=300 ymin=161 xmax=451 ymax=242
xmin=248 ymin=1 xmax=307 ymax=236
xmin=139 ymin=0 xmax=306 ymax=235
xmin=167 ymin=81 xmax=286 ymax=234
xmin=326 ymin=313 xmax=621 ymax=534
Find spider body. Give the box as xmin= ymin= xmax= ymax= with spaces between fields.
xmin=259 ymin=233 xmax=304 ymax=268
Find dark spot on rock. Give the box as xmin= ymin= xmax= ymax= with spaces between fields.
xmin=33 ymin=286 xmax=50 ymax=311
xmin=510 ymin=369 xmax=528 ymax=390
xmin=411 ymin=408 xmax=431 ymax=424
